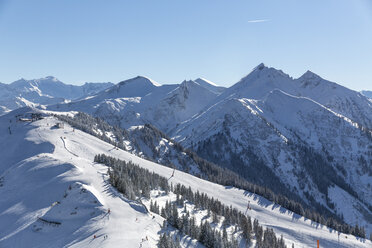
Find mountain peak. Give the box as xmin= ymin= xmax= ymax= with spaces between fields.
xmin=249 ymin=63 xmax=290 ymax=79
xmin=298 ymin=70 xmax=322 ymax=81
xmin=118 ymin=76 xmax=160 ymax=87
xmin=171 ymin=80 xmax=219 ymax=99
xmin=180 ymin=79 xmax=196 ymax=86
xmin=107 ymin=76 xmax=160 ymax=98
xmin=135 ymin=76 xmax=161 ymax=87
xmin=238 ymin=64 xmax=291 ymax=85
xmin=252 ymin=63 xmax=267 ymax=72
xmin=194 ymin=78 xmax=225 ymax=95
xmin=178 ymin=80 xmax=204 ymax=92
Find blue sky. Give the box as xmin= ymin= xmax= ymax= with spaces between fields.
xmin=0 ymin=0 xmax=371 ymax=90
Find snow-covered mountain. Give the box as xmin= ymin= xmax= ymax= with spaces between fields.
xmin=170 ymin=65 xmax=372 ymax=234
xmin=48 ymin=76 xmax=222 ymax=132
xmin=194 ymin=78 xmax=226 ymax=95
xmin=169 ymin=68 xmax=372 ymax=237
xmin=213 ymin=63 xmax=372 ymax=129
xmin=145 ymin=80 xmax=220 ymax=131
xmin=10 ymin=65 xmax=372 ymax=239
xmin=1 ymin=107 xmax=370 ymax=247
xmin=174 ymin=88 xmax=372 ymax=227
xmin=10 ymin=76 xmax=113 ymax=100
xmin=0 ymin=77 xmax=113 ymax=115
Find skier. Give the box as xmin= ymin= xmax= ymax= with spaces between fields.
xmin=245 ymin=200 xmax=251 ymax=215
xmin=168 ymin=169 xmax=175 ymax=180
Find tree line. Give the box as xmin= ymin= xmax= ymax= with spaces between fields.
xmin=57 ymin=113 xmax=367 ymax=239
xmin=96 ymin=153 xmax=287 ymax=247
xmin=94 ymin=154 xmax=169 ymax=200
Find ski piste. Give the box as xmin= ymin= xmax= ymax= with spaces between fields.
xmin=0 ymin=109 xmax=370 ymax=247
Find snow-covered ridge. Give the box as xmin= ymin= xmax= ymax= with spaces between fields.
xmin=170 ymin=68 xmax=372 ymax=235
xmin=2 ymin=64 xmax=372 ymax=242
xmin=194 ymin=78 xmax=226 ymax=94
xmin=0 ymin=109 xmax=371 ymax=247
xmin=47 ymin=77 xmax=221 ymax=132
xmin=195 ymin=77 xmax=218 ymax=87
xmin=0 ymin=77 xmax=113 ymax=116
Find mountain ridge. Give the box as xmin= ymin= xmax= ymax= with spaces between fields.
xmin=2 ymin=64 xmax=372 ymax=237
xmin=0 ymin=107 xmax=370 ymax=247
xmin=0 ymin=77 xmax=113 ymax=115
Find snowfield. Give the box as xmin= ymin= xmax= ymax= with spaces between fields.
xmin=0 ymin=110 xmax=371 ymax=247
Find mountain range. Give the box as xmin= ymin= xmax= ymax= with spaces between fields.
xmin=1 ymin=107 xmax=370 ymax=247
xmin=42 ymin=64 xmax=372 ymax=235
xmin=0 ymin=76 xmax=113 ymax=115
xmin=1 ymin=64 xmax=371 ymax=245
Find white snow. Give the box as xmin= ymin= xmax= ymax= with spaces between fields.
xmin=0 ymin=78 xmax=113 ymax=116
xmin=0 ymin=109 xmax=371 ymax=247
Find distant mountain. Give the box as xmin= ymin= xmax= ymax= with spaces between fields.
xmin=10 ymin=76 xmax=113 ymax=100
xmin=146 ymin=80 xmax=219 ymax=132
xmin=43 ymin=65 xmax=372 ymax=234
xmin=48 ymin=76 xmax=222 ymax=132
xmin=171 ymin=64 xmax=372 ymax=233
xmin=361 ymin=90 xmax=372 ymax=99
xmin=214 ymin=63 xmax=372 ymax=129
xmin=0 ymin=77 xmax=113 ymax=115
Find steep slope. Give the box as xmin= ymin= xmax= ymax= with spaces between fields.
xmin=79 ymin=82 xmax=116 ymax=99
xmin=48 ymin=76 xmax=178 ymax=128
xmin=48 ymin=77 xmax=220 ymax=132
xmin=194 ymin=78 xmax=226 ymax=94
xmin=42 ymin=66 xmax=372 ymax=235
xmin=295 ymin=71 xmax=372 ymax=129
xmin=145 ymin=80 xmax=219 ymax=132
xmin=215 ymin=63 xmax=295 ymax=100
xmin=173 ymin=89 xmax=372 ymax=234
xmin=215 ymin=63 xmax=372 ymax=129
xmin=97 ymin=76 xmax=160 ymax=99
xmin=0 ymin=108 xmax=370 ymax=247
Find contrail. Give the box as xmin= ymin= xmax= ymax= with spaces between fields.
xmin=248 ymin=19 xmax=270 ymax=23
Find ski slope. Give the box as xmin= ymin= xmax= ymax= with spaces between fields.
xmin=0 ymin=112 xmax=162 ymax=248
xmin=0 ymin=110 xmax=370 ymax=247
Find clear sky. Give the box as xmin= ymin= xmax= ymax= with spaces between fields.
xmin=0 ymin=0 xmax=371 ymax=90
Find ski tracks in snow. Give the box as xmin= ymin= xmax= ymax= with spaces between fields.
xmin=60 ymin=136 xmax=79 ymax=157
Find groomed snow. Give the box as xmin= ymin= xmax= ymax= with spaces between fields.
xmin=0 ymin=111 xmax=371 ymax=247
